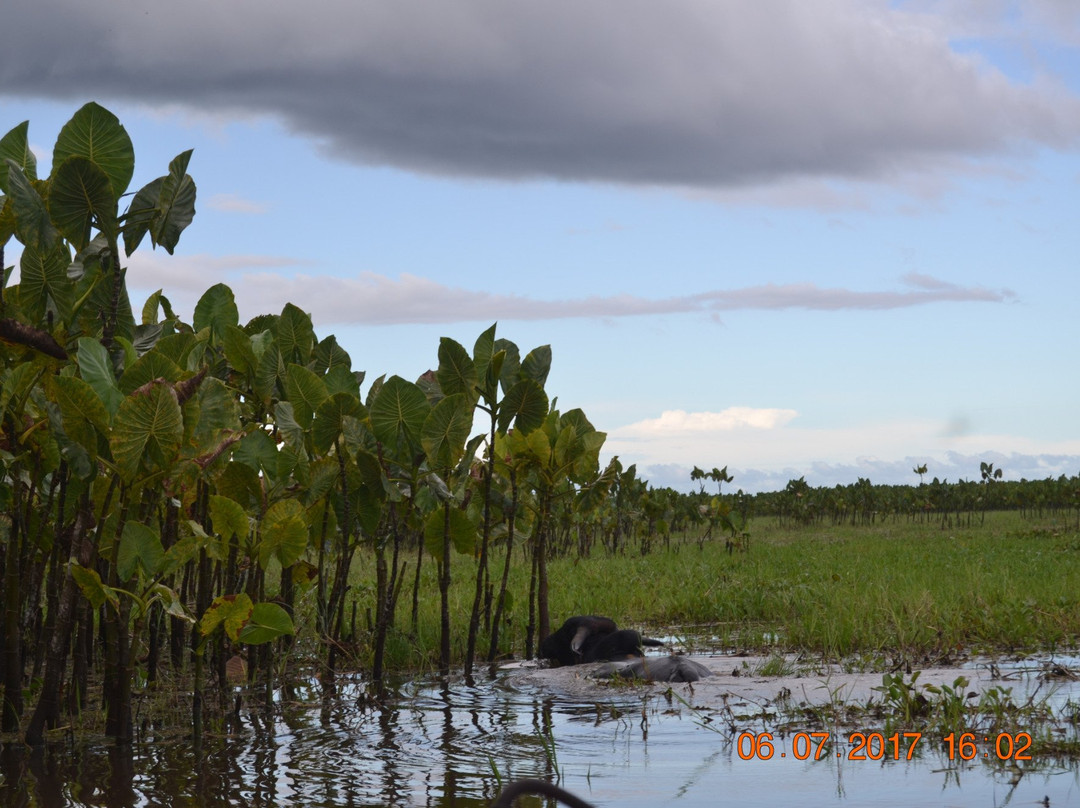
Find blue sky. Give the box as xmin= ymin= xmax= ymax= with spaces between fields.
xmin=2 ymin=0 xmax=1078 ymax=492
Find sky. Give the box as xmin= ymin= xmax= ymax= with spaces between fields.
xmin=1 ymin=0 xmax=1078 ymax=493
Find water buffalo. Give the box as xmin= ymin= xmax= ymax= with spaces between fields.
xmin=580 ymin=628 xmax=656 ymax=662
xmin=539 ymin=616 xmax=661 ymax=665
xmin=593 ymin=655 xmax=714 ymax=683
xmin=538 ymin=616 xmax=616 ymax=665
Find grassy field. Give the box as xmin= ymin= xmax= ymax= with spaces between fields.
xmin=334 ymin=511 xmax=1080 ymax=673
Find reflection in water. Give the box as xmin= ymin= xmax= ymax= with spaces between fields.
xmin=2 ymin=666 xmax=1080 ymax=807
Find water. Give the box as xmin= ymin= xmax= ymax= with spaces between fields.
xmin=3 ymin=655 xmax=1080 ymax=807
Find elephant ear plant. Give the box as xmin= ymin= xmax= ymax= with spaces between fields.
xmin=1 ymin=103 xmax=627 ymax=745
xmin=436 ymin=325 xmax=550 ymax=678
xmin=0 ymin=103 xmax=211 ymax=744
xmin=507 ymin=406 xmax=605 ymax=655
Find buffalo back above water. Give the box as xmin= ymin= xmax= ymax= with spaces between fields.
xmin=539 ymin=616 xmax=657 ymax=665
xmin=539 ymin=616 xmax=617 ymax=665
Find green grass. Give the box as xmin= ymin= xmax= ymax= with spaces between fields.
xmin=329 ymin=511 xmax=1080 ymax=673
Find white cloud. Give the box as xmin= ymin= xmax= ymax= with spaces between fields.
xmin=616 ymin=408 xmax=799 ymax=436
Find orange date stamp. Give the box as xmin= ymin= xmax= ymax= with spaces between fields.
xmin=735 ymin=731 xmax=1033 ymax=762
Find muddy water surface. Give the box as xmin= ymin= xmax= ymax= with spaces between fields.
xmin=2 ymin=652 xmax=1080 ymax=807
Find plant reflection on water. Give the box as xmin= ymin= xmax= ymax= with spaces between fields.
xmin=2 ymin=655 xmax=1080 ymax=807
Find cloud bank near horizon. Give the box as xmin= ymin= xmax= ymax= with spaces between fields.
xmin=638 ymin=450 xmax=1080 ymax=495
xmin=121 ymin=255 xmax=1016 ymax=325
xmin=605 ymin=405 xmax=1080 ymax=494
xmin=2 ymin=1 xmax=1079 ymax=191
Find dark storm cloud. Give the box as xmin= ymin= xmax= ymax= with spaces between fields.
xmin=2 ymin=0 xmax=1078 ymax=187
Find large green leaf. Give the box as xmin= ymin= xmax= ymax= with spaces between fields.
xmin=117 ymin=520 xmax=164 ymax=582
xmin=0 ymin=121 xmax=36 ymax=193
xmin=122 ymin=176 xmax=163 ymax=256
xmin=354 ymin=484 xmax=384 ymax=536
xmin=53 ymin=102 xmax=134 ymax=198
xmin=493 ymin=340 xmax=520 ymax=396
xmin=302 ymin=458 xmax=340 ymax=506
xmin=117 ymin=350 xmax=183 ymax=395
xmin=423 ymin=506 xmax=477 ymax=562
xmin=191 ymin=376 xmax=241 ymax=449
xmin=324 ymin=365 xmax=362 ymax=398
xmin=559 ymin=410 xmax=598 ymax=449
xmin=76 ymin=337 xmax=124 ymax=415
xmin=140 ymin=289 xmax=176 ymax=326
xmin=520 ymin=345 xmax=552 ymax=388
xmin=109 ymin=381 xmax=184 ymax=481
xmin=312 ymin=391 xmax=364 ymax=454
xmin=472 ymin=323 xmax=497 ymax=390
xmin=525 ymin=427 xmax=553 ymax=468
xmin=199 ymin=593 xmax=253 ymax=642
xmin=49 ymin=155 xmax=117 ymax=250
xmin=0 ymin=195 xmax=14 ymax=246
xmin=273 ymin=401 xmax=305 ymax=449
xmin=284 ymin=363 xmax=328 ymax=428
xmin=133 ymin=323 xmax=164 ymax=356
xmin=312 ymin=335 xmax=352 ymax=375
xmin=146 ymin=332 xmax=194 ymax=368
xmin=573 ymin=430 xmax=606 ymax=481
xmin=216 ymin=462 xmax=262 ymax=512
xmin=497 ymin=378 xmax=548 ymax=435
xmin=276 ymin=303 xmax=314 ymax=363
xmin=254 ymin=343 xmax=285 ymax=403
xmin=50 ymin=375 xmax=110 ymax=453
xmin=19 ymin=241 xmax=73 ymax=323
xmin=149 ymin=149 xmax=197 ymax=254
xmin=436 ymin=337 xmax=476 ymax=400
xmin=222 ymin=323 xmax=257 ymax=377
xmin=4 ymin=159 xmax=56 ymax=251
xmin=370 ymin=375 xmax=429 ymax=452
xmin=209 ymin=494 xmax=249 ymax=542
xmin=353 ymin=447 xmax=387 ymax=495
xmin=422 ymin=393 xmax=472 ymax=470
xmin=237 ymin=602 xmax=294 ymax=645
xmin=70 ymin=563 xmax=119 ymax=611
xmin=276 ymin=443 xmax=309 ymax=486
xmin=0 ymin=364 xmax=40 ymax=424
xmin=259 ymin=499 xmax=308 ymax=569
xmin=552 ymin=424 xmax=579 ymax=472
xmin=193 ymin=283 xmax=239 ymax=341
xmin=232 ymin=428 xmax=278 ymax=476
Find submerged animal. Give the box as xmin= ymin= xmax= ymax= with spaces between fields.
xmin=593 ymin=655 xmax=714 ymax=683
xmin=581 ymin=628 xmax=656 ymax=662
xmin=538 ymin=616 xmax=616 ymax=665
xmin=539 ymin=615 xmax=662 ymax=665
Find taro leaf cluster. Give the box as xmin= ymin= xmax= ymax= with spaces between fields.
xmin=0 ymin=104 xmax=615 ymax=745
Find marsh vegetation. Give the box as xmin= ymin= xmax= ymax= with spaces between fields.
xmin=2 ymin=105 xmax=1080 ymax=803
